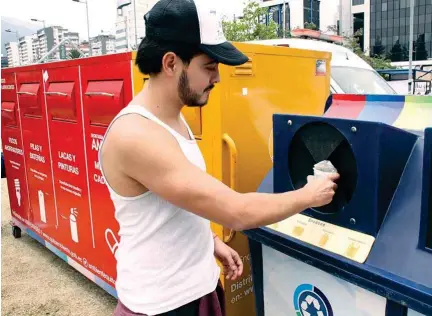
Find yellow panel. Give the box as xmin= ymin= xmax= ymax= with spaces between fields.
xmin=181 ymin=107 xmax=202 ymax=137
xmin=220 ymin=42 xmax=330 ymax=195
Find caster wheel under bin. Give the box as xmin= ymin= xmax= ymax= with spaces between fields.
xmin=12 ymin=226 xmax=21 ymax=239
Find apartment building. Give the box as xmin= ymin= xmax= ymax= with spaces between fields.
xmin=91 ymin=34 xmax=116 ymax=56
xmin=18 ymin=35 xmax=37 ymax=65
xmin=260 ymin=0 xmax=363 ymax=52
xmin=115 ymin=0 xmax=159 ymax=52
xmin=369 ymin=0 xmax=431 ymax=61
xmin=5 ymin=42 xmax=20 ymax=67
xmin=5 ymin=25 xmax=83 ymax=65
xmin=32 ymin=26 xmax=80 ymax=61
xmin=260 ymin=0 xmax=322 ymax=37
xmin=64 ymin=31 xmax=80 ymax=57
xmin=320 ymin=0 xmax=432 ymax=60
xmin=35 ymin=28 xmax=49 ymax=59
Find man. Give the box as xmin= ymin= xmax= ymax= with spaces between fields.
xmin=99 ymin=0 xmax=339 ymax=315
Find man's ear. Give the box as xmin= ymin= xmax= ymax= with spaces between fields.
xmin=161 ymin=52 xmax=178 ymax=77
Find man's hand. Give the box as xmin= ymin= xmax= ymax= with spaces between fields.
xmin=213 ymin=235 xmax=243 ymax=281
xmin=303 ymin=173 xmax=339 ymax=207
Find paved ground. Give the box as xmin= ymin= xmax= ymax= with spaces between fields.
xmin=1 ymin=178 xmax=117 ymax=316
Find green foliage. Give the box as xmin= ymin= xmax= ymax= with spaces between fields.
xmin=222 ymin=0 xmax=279 ymax=41
xmin=342 ymin=29 xmax=394 ymax=70
xmin=304 ymin=22 xmax=318 ymax=30
xmin=363 ymin=54 xmax=395 ymax=70
xmin=68 ymin=49 xmax=82 ymax=59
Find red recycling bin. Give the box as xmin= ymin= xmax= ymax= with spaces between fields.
xmin=1 ymin=53 xmax=133 ymax=294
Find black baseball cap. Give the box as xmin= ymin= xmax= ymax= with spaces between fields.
xmin=144 ymin=0 xmax=249 ymax=66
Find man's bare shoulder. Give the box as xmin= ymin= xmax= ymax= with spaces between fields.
xmin=105 ymin=113 xmax=179 ymax=153
xmin=102 ymin=112 xmax=197 ymax=196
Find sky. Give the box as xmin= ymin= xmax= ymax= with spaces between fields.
xmin=2 ymin=0 xmax=246 ymax=40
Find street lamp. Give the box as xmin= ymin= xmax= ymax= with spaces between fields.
xmin=31 ymin=18 xmax=46 ymax=30
xmin=133 ymin=0 xmax=138 ymax=49
xmin=408 ymin=0 xmax=415 ymax=94
xmin=5 ymin=29 xmax=20 ymax=41
xmin=72 ymin=0 xmax=92 ymax=56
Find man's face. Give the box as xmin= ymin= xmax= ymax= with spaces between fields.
xmin=177 ymin=54 xmax=220 ymax=107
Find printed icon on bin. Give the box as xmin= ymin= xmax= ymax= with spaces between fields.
xmin=60 ymin=208 xmax=79 ymax=243
xmin=70 ymin=208 xmax=79 ymax=243
xmin=345 ymin=242 xmax=360 ymax=259
xmin=292 ymin=225 xmax=304 ymax=237
xmin=38 ymin=190 xmax=47 ymax=223
xmin=14 ymin=179 xmax=21 ymax=207
xmin=319 ymin=233 xmax=329 ymax=247
xmin=105 ymin=229 xmax=119 ymax=255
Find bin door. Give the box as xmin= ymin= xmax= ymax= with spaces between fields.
xmin=1 ymin=102 xmax=18 ymax=127
xmin=85 ymin=80 xmax=125 ymax=127
xmin=46 ymin=82 xmax=77 ymax=122
xmin=18 ymin=83 xmax=42 ymax=118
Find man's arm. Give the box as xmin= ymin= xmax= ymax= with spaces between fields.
xmin=109 ymin=114 xmax=338 ymax=231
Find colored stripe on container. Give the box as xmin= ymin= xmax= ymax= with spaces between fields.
xmin=95 ymin=276 xmax=118 ymax=298
xmin=393 ymin=96 xmax=432 ymax=131
xmin=13 ymin=219 xmax=118 ymax=301
xmin=45 ymin=241 xmax=68 ymax=262
xmin=68 ymin=257 xmax=96 ymax=281
xmin=26 ymin=228 xmax=47 ymax=245
xmin=324 ymin=95 xmax=366 ymax=119
xmin=357 ymin=95 xmax=405 ymax=125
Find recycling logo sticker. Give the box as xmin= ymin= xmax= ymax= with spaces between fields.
xmin=293 ymin=284 xmax=333 ymax=316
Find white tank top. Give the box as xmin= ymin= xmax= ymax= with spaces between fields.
xmin=99 ymin=105 xmax=220 ymax=315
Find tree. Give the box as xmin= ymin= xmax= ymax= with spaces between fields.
xmin=68 ymin=49 xmax=82 ymax=59
xmin=342 ymin=28 xmax=394 ymax=70
xmin=222 ymin=0 xmax=279 ymax=41
xmin=389 ymin=40 xmax=403 ymax=62
xmin=371 ymin=37 xmax=385 ymax=57
xmin=415 ymin=34 xmax=429 ymax=61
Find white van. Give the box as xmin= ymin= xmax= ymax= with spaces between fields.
xmin=247 ymin=38 xmax=397 ymax=95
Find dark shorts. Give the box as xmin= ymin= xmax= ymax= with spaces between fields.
xmin=114 ymin=281 xmax=225 ymax=316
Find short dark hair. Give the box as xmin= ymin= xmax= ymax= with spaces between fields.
xmin=135 ymin=37 xmax=202 ymax=76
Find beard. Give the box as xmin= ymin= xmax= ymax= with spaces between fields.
xmin=178 ymin=70 xmax=214 ymax=107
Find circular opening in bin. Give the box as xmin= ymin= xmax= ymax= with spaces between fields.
xmin=288 ymin=121 xmax=357 ymax=214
